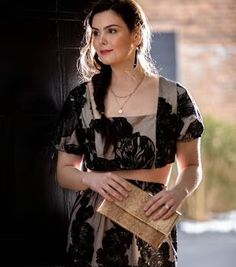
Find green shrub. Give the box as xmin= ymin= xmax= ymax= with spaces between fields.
xmin=202 ymin=116 xmax=236 ymax=212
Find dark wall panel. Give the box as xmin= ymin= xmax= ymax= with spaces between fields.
xmin=0 ymin=1 xmax=93 ymax=265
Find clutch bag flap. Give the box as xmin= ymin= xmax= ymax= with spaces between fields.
xmin=96 ymin=182 xmax=180 ymax=248
xmin=97 ymin=198 xmax=165 ymax=248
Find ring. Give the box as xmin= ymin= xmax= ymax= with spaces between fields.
xmin=164 ymin=204 xmax=170 ymax=209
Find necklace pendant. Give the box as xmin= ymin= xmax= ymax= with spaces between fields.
xmin=118 ymin=109 xmax=123 ymax=114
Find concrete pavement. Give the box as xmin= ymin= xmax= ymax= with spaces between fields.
xmin=178 ymin=230 xmax=236 ymax=267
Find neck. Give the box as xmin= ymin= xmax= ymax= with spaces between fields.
xmin=111 ymin=64 xmax=144 ymax=87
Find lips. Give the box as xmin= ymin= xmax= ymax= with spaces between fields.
xmin=100 ymin=49 xmax=113 ymax=55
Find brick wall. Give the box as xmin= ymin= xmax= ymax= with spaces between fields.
xmin=137 ymin=0 xmax=236 ymax=123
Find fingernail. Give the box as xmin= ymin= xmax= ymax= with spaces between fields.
xmin=152 ymin=216 xmax=158 ymax=221
xmin=127 ymin=186 xmax=132 ymax=191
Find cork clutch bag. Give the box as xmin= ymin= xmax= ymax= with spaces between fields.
xmin=96 ymin=181 xmax=180 ymax=249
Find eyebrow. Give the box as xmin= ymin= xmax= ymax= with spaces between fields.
xmin=92 ymin=24 xmax=121 ymax=30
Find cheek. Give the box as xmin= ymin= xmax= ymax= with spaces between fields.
xmin=113 ymin=36 xmax=133 ymax=54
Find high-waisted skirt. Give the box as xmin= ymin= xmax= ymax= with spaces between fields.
xmin=65 ymin=180 xmax=177 ymax=267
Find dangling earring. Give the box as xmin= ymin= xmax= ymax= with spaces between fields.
xmin=133 ymin=47 xmax=138 ymax=69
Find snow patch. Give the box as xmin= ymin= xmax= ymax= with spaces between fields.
xmin=179 ymin=210 xmax=236 ymax=234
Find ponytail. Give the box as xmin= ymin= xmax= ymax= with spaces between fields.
xmin=91 ymin=57 xmax=114 ymax=154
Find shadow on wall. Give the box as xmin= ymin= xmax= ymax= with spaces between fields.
xmin=0 ymin=1 xmax=94 ymax=265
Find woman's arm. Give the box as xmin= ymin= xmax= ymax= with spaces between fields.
xmin=174 ymin=138 xmax=202 ymax=197
xmin=56 ymin=151 xmax=131 ymax=201
xmin=144 ymin=138 xmax=203 ymax=220
xmin=56 ymin=151 xmax=89 ymax=191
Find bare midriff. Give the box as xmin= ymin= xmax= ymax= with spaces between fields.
xmin=112 ymin=164 xmax=172 ymax=185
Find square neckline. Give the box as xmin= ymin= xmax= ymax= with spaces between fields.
xmin=88 ymin=75 xmax=163 ymax=120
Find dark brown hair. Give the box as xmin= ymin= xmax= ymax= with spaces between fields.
xmin=79 ymin=0 xmax=156 ymax=153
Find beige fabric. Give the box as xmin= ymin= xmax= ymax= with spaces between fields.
xmin=97 ymin=181 xmax=180 ymax=249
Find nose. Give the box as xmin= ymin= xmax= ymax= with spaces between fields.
xmin=99 ymin=32 xmax=108 ymax=45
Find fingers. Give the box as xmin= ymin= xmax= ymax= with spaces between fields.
xmin=100 ymin=188 xmax=114 ymax=202
xmin=108 ymin=181 xmax=128 ymax=198
xmin=162 ymin=203 xmax=179 ymax=219
xmin=144 ymin=191 xmax=165 ymax=214
xmin=144 ymin=189 xmax=182 ymax=220
xmin=99 ymin=172 xmax=132 ymax=202
xmin=103 ymin=184 xmax=123 ymax=201
xmin=151 ymin=201 xmax=176 ymax=220
xmin=112 ymin=175 xmax=132 ymax=192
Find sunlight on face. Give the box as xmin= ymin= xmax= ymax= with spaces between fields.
xmin=91 ymin=10 xmax=137 ymax=68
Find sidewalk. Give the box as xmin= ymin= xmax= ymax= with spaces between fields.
xmin=178 ymin=230 xmax=236 ymax=267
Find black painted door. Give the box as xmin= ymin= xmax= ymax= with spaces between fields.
xmin=0 ymin=1 xmax=92 ymax=265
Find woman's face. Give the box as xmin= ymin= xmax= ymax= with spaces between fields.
xmin=91 ymin=10 xmax=139 ymax=67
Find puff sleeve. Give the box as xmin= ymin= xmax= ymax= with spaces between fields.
xmin=54 ymin=83 xmax=87 ymax=155
xmin=176 ymin=83 xmax=204 ymax=142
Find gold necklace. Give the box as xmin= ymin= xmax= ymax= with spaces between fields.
xmin=111 ymin=86 xmax=138 ymax=98
xmin=110 ymin=75 xmax=145 ymax=114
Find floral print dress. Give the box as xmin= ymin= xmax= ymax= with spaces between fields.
xmin=55 ymin=75 xmax=204 ymax=267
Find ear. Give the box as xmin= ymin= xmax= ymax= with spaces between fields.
xmin=132 ymin=27 xmax=142 ymax=47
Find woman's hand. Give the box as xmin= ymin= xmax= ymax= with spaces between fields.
xmin=144 ymin=186 xmax=187 ymax=220
xmin=143 ymin=139 xmax=201 ymax=220
xmin=82 ymin=172 xmax=131 ymax=202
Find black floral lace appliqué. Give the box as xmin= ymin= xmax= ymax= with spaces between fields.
xmin=155 ymin=97 xmax=178 ymax=167
xmin=67 ymin=193 xmax=95 ymax=267
xmin=96 ymin=223 xmax=133 ymax=267
xmin=87 ymin=117 xmax=156 ymax=171
xmin=176 ymin=83 xmax=204 ymax=142
xmin=55 ymin=83 xmax=88 ymax=155
xmin=136 ymin=227 xmax=177 ymax=267
xmin=115 ymin=132 xmax=155 ymax=169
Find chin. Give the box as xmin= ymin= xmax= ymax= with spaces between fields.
xmin=100 ymin=60 xmax=112 ymax=65
xmin=100 ymin=59 xmax=116 ymax=66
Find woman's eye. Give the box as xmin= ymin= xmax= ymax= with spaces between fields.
xmin=108 ymin=28 xmax=117 ymax=34
xmin=92 ymin=31 xmax=99 ymax=37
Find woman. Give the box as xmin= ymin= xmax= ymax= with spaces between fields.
xmin=55 ymin=0 xmax=204 ymax=266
